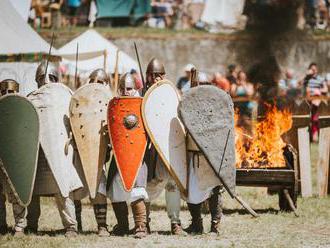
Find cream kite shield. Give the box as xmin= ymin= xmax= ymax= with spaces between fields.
xmin=69 ymin=83 xmax=112 ymax=199
xmin=28 ymin=84 xmax=83 ymax=197
xmin=142 ymin=80 xmax=188 ymax=196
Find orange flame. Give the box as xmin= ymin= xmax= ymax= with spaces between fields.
xmin=235 ymin=105 xmax=292 ymax=168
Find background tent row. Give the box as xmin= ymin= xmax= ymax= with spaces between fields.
xmin=58 ymin=29 xmax=138 ymax=86
xmin=0 ymin=0 xmax=54 ymax=95
xmin=0 ymin=0 xmax=138 ymax=95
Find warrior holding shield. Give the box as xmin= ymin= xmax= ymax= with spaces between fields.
xmin=72 ymin=69 xmax=111 ymax=237
xmin=0 ymin=80 xmax=30 ymax=236
xmin=27 ymin=60 xmax=84 ymax=237
xmin=143 ymin=58 xmax=186 ymax=236
xmin=107 ymin=72 xmax=149 ymax=238
xmin=182 ymin=72 xmax=224 ymax=235
xmin=179 ymin=71 xmax=237 ymax=235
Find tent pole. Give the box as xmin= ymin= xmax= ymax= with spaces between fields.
xmin=104 ymin=49 xmax=107 ymax=72
xmin=114 ymin=50 xmax=120 ymax=96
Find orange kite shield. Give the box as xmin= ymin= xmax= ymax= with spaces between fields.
xmin=108 ymin=97 xmax=147 ymax=191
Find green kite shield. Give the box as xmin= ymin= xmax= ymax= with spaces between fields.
xmin=179 ymin=85 xmax=236 ymax=196
xmin=69 ymin=83 xmax=112 ymax=199
xmin=0 ymin=94 xmax=39 ymax=206
xmin=28 ymin=84 xmax=83 ymax=197
xmin=142 ymin=80 xmax=188 ymax=196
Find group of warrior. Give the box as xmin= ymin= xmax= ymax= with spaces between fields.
xmin=0 ymin=58 xmax=224 ymax=238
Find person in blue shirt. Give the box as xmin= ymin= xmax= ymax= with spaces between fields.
xmin=67 ymin=0 xmax=81 ymax=26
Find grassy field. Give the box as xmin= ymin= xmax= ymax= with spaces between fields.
xmin=0 ymin=143 xmax=329 ymax=248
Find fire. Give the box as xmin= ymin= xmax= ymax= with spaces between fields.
xmin=235 ymin=105 xmax=292 ymax=168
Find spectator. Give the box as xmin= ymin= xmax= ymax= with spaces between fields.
xmin=304 ymin=62 xmax=328 ymax=141
xmin=231 ymin=70 xmax=255 ymax=134
xmin=231 ymin=70 xmax=254 ymax=115
xmin=226 ymin=64 xmax=239 ymax=85
xmin=67 ymin=0 xmax=81 ymax=26
xmin=88 ymin=0 xmax=97 ymax=27
xmin=176 ymin=63 xmax=195 ymax=93
xmin=50 ymin=0 xmax=64 ymax=29
xmin=317 ymin=0 xmax=329 ymax=29
xmin=304 ymin=62 xmax=328 ymax=96
xmin=279 ymin=69 xmax=300 ymax=98
xmin=149 ymin=0 xmax=175 ymax=28
xmin=305 ymin=0 xmax=317 ymax=29
xmin=182 ymin=0 xmax=206 ymax=29
xmin=212 ymin=72 xmax=230 ymax=92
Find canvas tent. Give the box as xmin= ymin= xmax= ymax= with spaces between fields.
xmin=0 ymin=0 xmax=54 ymax=95
xmin=10 ymin=0 xmax=32 ymax=22
xmin=58 ymin=29 xmax=138 ymax=82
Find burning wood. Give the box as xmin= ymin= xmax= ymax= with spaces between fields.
xmin=235 ymin=105 xmax=293 ymax=168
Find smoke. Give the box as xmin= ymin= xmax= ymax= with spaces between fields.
xmin=237 ymin=0 xmax=304 ymax=100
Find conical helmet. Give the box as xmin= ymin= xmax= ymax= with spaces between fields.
xmin=0 ymin=79 xmax=19 ymax=96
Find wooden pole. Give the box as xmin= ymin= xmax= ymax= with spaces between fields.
xmin=298 ymin=127 xmax=313 ymax=197
xmin=234 ymin=195 xmax=259 ymax=218
xmin=317 ymin=101 xmax=330 ymax=197
xmin=283 ymin=189 xmax=299 ymax=217
xmin=113 ymin=50 xmax=120 ymax=96
xmin=284 ymin=100 xmax=312 ymax=197
xmin=103 ymin=49 xmax=107 ymax=72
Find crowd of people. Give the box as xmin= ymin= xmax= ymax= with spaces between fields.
xmin=28 ymin=0 xmax=330 ymax=31
xmin=175 ymin=62 xmax=330 ymax=141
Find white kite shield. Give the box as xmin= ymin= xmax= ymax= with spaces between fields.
xmin=28 ymin=83 xmax=83 ymax=197
xmin=142 ymin=80 xmax=188 ymax=196
xmin=69 ymin=83 xmax=112 ymax=199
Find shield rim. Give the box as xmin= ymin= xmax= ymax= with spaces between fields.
xmin=179 ymin=86 xmax=236 ymax=197
xmin=69 ymin=83 xmax=112 ymax=198
xmin=142 ymin=79 xmax=188 ymax=197
xmin=108 ymin=96 xmax=147 ymax=192
xmin=0 ymin=94 xmax=40 ymax=207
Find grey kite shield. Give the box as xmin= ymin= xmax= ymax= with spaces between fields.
xmin=179 ymin=85 xmax=236 ymax=196
xmin=0 ymin=94 xmax=39 ymax=206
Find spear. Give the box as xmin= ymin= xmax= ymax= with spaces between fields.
xmin=133 ymin=42 xmax=146 ymax=96
xmin=74 ymin=43 xmax=79 ymax=88
xmin=44 ymin=32 xmax=55 ymax=83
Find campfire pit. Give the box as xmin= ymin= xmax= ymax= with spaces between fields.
xmin=235 ymin=105 xmax=299 ymax=215
xmin=236 ymin=145 xmax=299 ymax=214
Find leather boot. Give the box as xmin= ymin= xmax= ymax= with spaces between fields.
xmin=93 ymin=204 xmax=109 ymax=237
xmin=0 ymin=225 xmax=8 ymax=235
xmin=171 ymin=222 xmax=187 ymax=236
xmin=145 ymin=201 xmax=151 ymax=234
xmin=131 ymin=199 xmax=147 ymax=239
xmin=208 ymin=186 xmax=223 ymax=235
xmin=185 ymin=203 xmax=203 ymax=234
xmin=26 ymin=196 xmax=40 ymax=234
xmin=74 ymin=200 xmax=82 ymax=232
xmin=110 ymin=202 xmax=129 ymax=236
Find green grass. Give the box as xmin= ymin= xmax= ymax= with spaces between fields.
xmin=0 ymin=143 xmax=329 ymax=247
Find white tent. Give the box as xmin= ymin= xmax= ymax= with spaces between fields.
xmin=58 ymin=29 xmax=138 ymax=80
xmin=0 ymin=0 xmax=52 ymax=95
xmin=10 ymin=0 xmax=32 ymax=22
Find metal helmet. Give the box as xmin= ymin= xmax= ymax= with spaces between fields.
xmin=88 ymin=69 xmax=110 ymax=85
xmin=35 ymin=60 xmax=60 ymax=87
xmin=146 ymin=58 xmax=165 ymax=75
xmin=0 ymin=79 xmax=19 ymax=96
xmin=119 ymin=73 xmax=137 ymax=96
